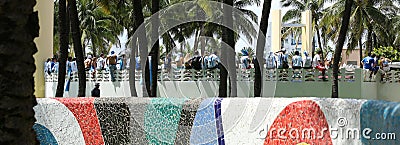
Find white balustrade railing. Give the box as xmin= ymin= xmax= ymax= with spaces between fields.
xmin=44 ymin=68 xmax=400 ymax=83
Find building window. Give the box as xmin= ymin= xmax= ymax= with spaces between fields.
xmin=347 ymin=61 xmax=357 ymax=65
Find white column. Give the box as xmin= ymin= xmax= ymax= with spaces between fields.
xmin=34 ymin=0 xmax=54 ymax=98
xmin=270 ymin=10 xmax=282 ymax=53
xmin=301 ymin=10 xmax=312 ymax=54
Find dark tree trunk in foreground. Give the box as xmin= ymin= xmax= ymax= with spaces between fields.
xmin=226 ymin=0 xmax=237 ymax=97
xmin=69 ymin=0 xmax=86 ymax=97
xmin=254 ymin=0 xmax=272 ymax=97
xmin=150 ymin=0 xmax=159 ymax=97
xmin=0 ymin=0 xmax=39 ymax=144
xmin=332 ymin=0 xmax=353 ymax=98
xmin=220 ymin=0 xmax=235 ymax=97
xmin=56 ymin=0 xmax=69 ymax=97
xmin=133 ymin=0 xmax=150 ymax=96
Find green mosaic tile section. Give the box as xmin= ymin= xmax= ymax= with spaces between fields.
xmin=144 ymin=98 xmax=187 ymax=144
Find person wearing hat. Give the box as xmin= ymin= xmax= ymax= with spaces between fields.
xmin=107 ymin=51 xmax=117 ymax=82
xmin=91 ymin=83 xmax=100 ymax=97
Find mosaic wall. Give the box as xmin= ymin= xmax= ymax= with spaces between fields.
xmin=33 ymin=97 xmax=400 ymax=145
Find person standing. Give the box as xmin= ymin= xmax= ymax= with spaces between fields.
xmin=45 ymin=58 xmax=52 ymax=75
xmin=189 ymin=51 xmax=202 ymax=70
xmin=96 ymin=53 xmax=105 ymax=71
xmin=51 ymin=58 xmax=59 ymax=73
xmin=361 ymin=53 xmax=372 ymax=69
xmin=164 ymin=53 xmax=172 ymax=71
xmin=265 ymin=51 xmax=277 ymax=69
xmin=84 ymin=55 xmax=92 ymax=71
xmin=207 ymin=51 xmax=220 ymax=69
xmin=303 ymin=51 xmax=312 ymax=69
xmin=325 ymin=52 xmax=333 ymax=69
xmin=91 ymin=83 xmax=100 ymax=97
xmin=90 ymin=57 xmax=97 ymax=78
xmin=65 ymin=57 xmax=73 ymax=92
xmin=71 ymin=58 xmax=78 ymax=72
xmin=107 ymin=51 xmax=117 ymax=82
xmin=175 ymin=53 xmax=184 ymax=70
xmin=313 ymin=50 xmax=327 ymax=81
xmin=292 ymin=51 xmax=303 ymax=69
xmin=240 ymin=49 xmax=251 ymax=69
xmin=277 ymin=48 xmax=289 ymax=69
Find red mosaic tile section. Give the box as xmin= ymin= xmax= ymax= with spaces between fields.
xmin=54 ymin=97 xmax=104 ymax=145
xmin=264 ymin=100 xmax=333 ymax=145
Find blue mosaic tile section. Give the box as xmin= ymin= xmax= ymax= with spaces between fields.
xmin=361 ymin=100 xmax=400 ymax=144
xmin=33 ymin=123 xmax=58 ymax=145
xmin=190 ymin=98 xmax=219 ymax=145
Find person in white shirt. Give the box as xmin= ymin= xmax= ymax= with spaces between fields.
xmin=313 ymin=50 xmax=327 ymax=81
xmin=325 ymin=52 xmax=333 ymax=69
xmin=303 ymin=51 xmax=312 ymax=69
xmin=292 ymin=51 xmax=303 ymax=69
xmin=96 ymin=53 xmax=105 ymax=71
xmin=44 ymin=58 xmax=52 ymax=75
xmin=312 ymin=51 xmax=321 ymax=68
xmin=207 ymin=51 xmax=220 ymax=69
xmin=70 ymin=58 xmax=78 ymax=72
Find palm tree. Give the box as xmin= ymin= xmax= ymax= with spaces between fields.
xmin=0 ymin=0 xmax=39 ymax=143
xmin=332 ymin=0 xmax=353 ymax=98
xmin=321 ymin=0 xmax=392 ymax=55
xmin=56 ymin=0 xmax=70 ymax=97
xmin=69 ymin=0 xmax=86 ymax=97
xmin=254 ymin=0 xmax=272 ymax=97
xmin=79 ymin=0 xmax=121 ymax=57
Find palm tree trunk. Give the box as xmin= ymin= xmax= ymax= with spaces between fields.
xmin=332 ymin=0 xmax=353 ymax=98
xmin=373 ymin=32 xmax=377 ymax=49
xmin=221 ymin=0 xmax=236 ymax=97
xmin=359 ymin=37 xmax=363 ymax=68
xmin=254 ymin=0 xmax=272 ymax=97
xmin=150 ymin=0 xmax=160 ymax=97
xmin=0 ymin=0 xmax=39 ymax=143
xmin=56 ymin=0 xmax=69 ymax=97
xmin=367 ymin=24 xmax=373 ymax=53
xmin=91 ymin=38 xmax=97 ymax=57
xmin=69 ymin=0 xmax=86 ymax=97
xmin=200 ymin=26 xmax=206 ymax=56
xmin=193 ymin=29 xmax=199 ymax=52
xmin=133 ymin=0 xmax=149 ymax=97
xmin=315 ymin=21 xmax=324 ymax=51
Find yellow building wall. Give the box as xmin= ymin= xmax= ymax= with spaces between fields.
xmin=270 ymin=10 xmax=282 ymax=53
xmin=34 ymin=0 xmax=54 ymax=98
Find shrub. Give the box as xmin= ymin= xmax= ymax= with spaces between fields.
xmin=372 ymin=46 xmax=400 ymax=61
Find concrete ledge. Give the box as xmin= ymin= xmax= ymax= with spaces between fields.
xmin=34 ymin=97 xmax=400 ymax=144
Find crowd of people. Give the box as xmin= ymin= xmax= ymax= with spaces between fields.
xmin=361 ymin=52 xmax=391 ymax=81
xmin=45 ymin=51 xmax=125 ymax=82
xmin=46 ymin=48 xmax=355 ymax=82
xmin=262 ymin=48 xmax=333 ymax=81
xmin=161 ymin=51 xmax=221 ymax=71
